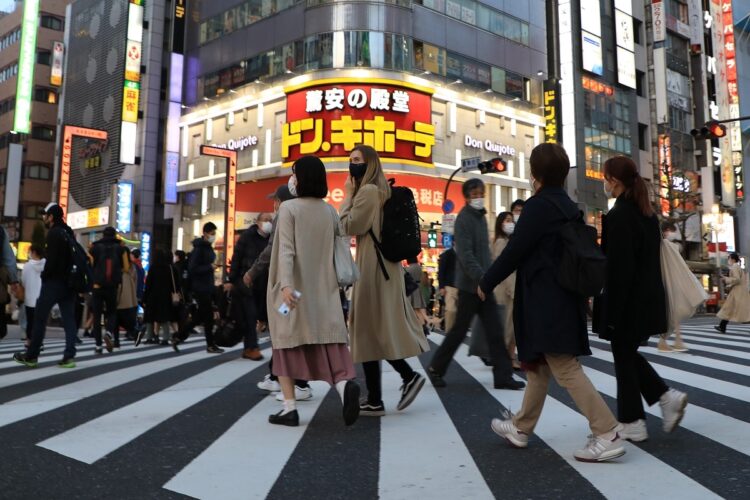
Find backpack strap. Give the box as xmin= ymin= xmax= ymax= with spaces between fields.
xmin=369 ymin=228 xmax=390 ymax=281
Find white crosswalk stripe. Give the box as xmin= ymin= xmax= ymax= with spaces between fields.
xmin=1 ymin=322 xmax=748 ymax=498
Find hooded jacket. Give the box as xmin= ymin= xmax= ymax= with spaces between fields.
xmin=21 ymin=258 xmax=46 ymax=307
xmin=188 ymin=237 xmax=216 ymax=294
xmin=41 ymin=221 xmax=74 ymax=283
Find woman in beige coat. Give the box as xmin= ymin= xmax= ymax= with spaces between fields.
xmin=339 ymin=144 xmax=429 ymax=416
xmin=267 ymin=155 xmax=360 ymax=427
xmin=492 ymin=212 xmax=521 ymax=370
xmin=715 ymin=253 xmax=750 ymax=332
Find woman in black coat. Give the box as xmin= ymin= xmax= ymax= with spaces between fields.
xmin=142 ymin=249 xmax=181 ymax=345
xmin=592 ymin=156 xmax=688 ymax=443
xmin=479 ymin=143 xmax=624 ymax=463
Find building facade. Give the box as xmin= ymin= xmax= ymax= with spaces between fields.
xmin=0 ymin=0 xmax=69 ymax=252
xmin=173 ymin=0 xmax=548 ymax=272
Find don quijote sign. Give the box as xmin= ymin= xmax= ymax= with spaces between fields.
xmin=464 ymin=135 xmax=516 ymax=156
xmin=211 ymin=135 xmax=258 ymax=152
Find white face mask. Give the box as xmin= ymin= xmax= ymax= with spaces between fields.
xmin=603 ymin=182 xmax=613 ymax=199
xmin=502 ymin=222 xmax=515 ymax=235
xmin=666 ymin=231 xmax=679 ymax=241
xmin=469 ymin=198 xmax=485 ymax=210
xmin=513 ymin=213 xmax=520 ymax=223
xmin=529 ymin=177 xmax=537 ymax=193
xmin=288 ymin=175 xmax=298 ymax=197
xmin=260 ymin=221 xmax=273 ymax=235
xmin=207 ymin=234 xmax=216 ymax=244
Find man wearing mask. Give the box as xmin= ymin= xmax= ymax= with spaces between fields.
xmin=174 ymin=222 xmax=224 ymax=353
xmin=14 ymin=203 xmax=79 ymax=368
xmin=227 ymin=212 xmax=273 ymax=360
xmin=427 ymin=179 xmax=525 ymax=391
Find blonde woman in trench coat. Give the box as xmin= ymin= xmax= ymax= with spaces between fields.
xmin=339 ymin=144 xmax=429 ymax=416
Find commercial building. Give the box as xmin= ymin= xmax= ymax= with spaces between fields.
xmin=173 ymin=0 xmax=548 ymax=271
xmin=0 ymin=0 xmax=69 ymax=251
xmin=54 ymin=0 xmax=175 ymax=262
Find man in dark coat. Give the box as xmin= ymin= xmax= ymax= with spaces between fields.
xmin=227 ymin=212 xmax=272 ymax=360
xmin=437 ymin=247 xmax=457 ymax=332
xmin=427 ymin=178 xmax=523 ymax=390
xmin=89 ymin=226 xmax=130 ymax=354
xmin=14 ymin=203 xmax=79 ymax=368
xmin=174 ymin=222 xmax=223 ymax=353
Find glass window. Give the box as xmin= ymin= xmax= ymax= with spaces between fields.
xmin=31 ymin=126 xmax=55 ymax=142
xmin=262 ymin=0 xmax=276 ymax=17
xmin=423 ymin=0 xmax=445 ymax=13
xmin=446 ymin=53 xmax=462 ymax=80
xmin=505 ymin=16 xmax=522 ymax=43
xmin=345 ymin=32 xmax=371 ymax=67
xmin=34 ymin=88 xmax=57 ymax=103
xmin=422 ymin=43 xmax=445 ymax=75
xmin=446 ymin=0 xmax=462 ymax=20
xmin=199 ymin=22 xmax=208 ymax=44
xmin=37 ymin=50 xmax=51 ymax=65
xmin=40 ymin=15 xmax=64 ymax=31
xmin=505 ymin=71 xmax=524 ymax=99
xmin=277 ymin=0 xmax=294 ymax=10
xmin=476 ymin=4 xmax=491 ymax=31
xmin=490 ymin=12 xmax=504 ymax=36
xmin=384 ymin=34 xmax=408 ymax=71
xmin=247 ymin=0 xmax=262 ymax=24
xmin=460 ymin=0 xmax=476 ymax=25
xmin=491 ymin=67 xmax=505 ymax=94
xmin=207 ymin=16 xmax=223 ymax=41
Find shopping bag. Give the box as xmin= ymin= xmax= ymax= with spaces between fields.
xmin=660 ymin=239 xmax=708 ymax=329
xmin=468 ymin=304 xmax=506 ymax=360
xmin=329 ymin=205 xmax=360 ymax=287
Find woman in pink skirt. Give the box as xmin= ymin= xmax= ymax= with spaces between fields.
xmin=266 ymin=155 xmax=360 ymax=427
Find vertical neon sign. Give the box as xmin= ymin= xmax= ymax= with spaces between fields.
xmin=13 ymin=0 xmax=40 ymax=133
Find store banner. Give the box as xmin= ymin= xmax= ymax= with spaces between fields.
xmin=235 ymin=172 xmax=464 ymax=216
xmin=542 ymin=79 xmax=561 ymax=143
xmin=282 ymin=78 xmax=435 ymax=167
xmin=51 ymin=42 xmax=64 ymax=86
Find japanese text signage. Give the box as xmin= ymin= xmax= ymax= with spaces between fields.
xmin=116 ymin=181 xmax=134 ymax=233
xmin=59 ymin=126 xmax=108 ymax=217
xmin=282 ymin=79 xmax=435 ymax=167
xmin=200 ymin=145 xmax=237 ymax=275
xmin=543 ymin=79 xmax=561 ymax=143
xmin=122 ymin=81 xmax=140 ymax=123
xmin=121 ymin=0 xmax=144 ymax=164
xmin=51 ymin=42 xmax=64 ymax=87
xmin=13 ymin=0 xmax=40 ymax=134
xmin=658 ymin=134 xmax=672 ymax=215
xmin=652 ymin=1 xmax=665 ymax=42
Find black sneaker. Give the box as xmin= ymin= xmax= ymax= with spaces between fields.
xmin=342 ymin=380 xmax=361 ymax=426
xmin=397 ymin=373 xmax=426 ymax=411
xmin=713 ymin=326 xmax=726 ymax=333
xmin=170 ymin=334 xmax=180 ymax=352
xmin=207 ymin=345 xmax=225 ymax=354
xmin=269 ymin=409 xmax=299 ymax=427
xmin=94 ymin=346 xmax=103 ymax=355
xmin=159 ymin=340 xmax=169 ymax=346
xmin=75 ymin=336 xmax=83 ymax=345
xmin=58 ymin=358 xmax=76 ymax=369
xmin=359 ymin=400 xmax=386 ymax=416
xmin=13 ymin=352 xmax=38 ymax=368
xmin=135 ymin=328 xmax=145 ymax=347
xmin=103 ymin=332 xmax=114 ymax=353
xmin=113 ymin=341 xmax=121 ymax=349
xmin=494 ymin=379 xmax=526 ymax=390
xmin=427 ymin=367 xmax=446 ymax=388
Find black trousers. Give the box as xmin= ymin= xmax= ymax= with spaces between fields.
xmin=179 ymin=291 xmax=215 ymax=347
xmin=234 ymin=291 xmax=259 ymax=350
xmin=362 ymin=359 xmax=415 ymax=404
xmin=430 ymin=290 xmax=513 ymax=383
xmin=25 ymin=306 xmax=36 ymax=340
xmin=92 ymin=287 xmax=119 ymax=346
xmin=611 ymin=335 xmax=669 ymax=423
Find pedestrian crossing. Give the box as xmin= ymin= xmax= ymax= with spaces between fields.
xmin=0 ymin=322 xmax=749 ymax=499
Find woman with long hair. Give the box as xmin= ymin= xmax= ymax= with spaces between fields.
xmin=266 ymin=155 xmax=360 ymax=427
xmin=592 ymin=155 xmax=688 ymax=443
xmin=493 ymin=211 xmax=520 ymax=369
xmin=339 ymin=144 xmax=429 ymax=416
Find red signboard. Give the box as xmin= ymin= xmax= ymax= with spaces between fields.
xmin=282 ymin=78 xmax=435 ymax=167
xmin=200 ymin=145 xmax=238 ymax=274
xmin=236 ymin=172 xmax=464 ymax=215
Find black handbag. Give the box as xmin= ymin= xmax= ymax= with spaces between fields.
xmin=214 ymin=291 xmax=243 ymax=348
xmin=404 ymin=270 xmax=419 ymax=296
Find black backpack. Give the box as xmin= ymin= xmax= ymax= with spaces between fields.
xmin=63 ymin=231 xmax=93 ymax=294
xmin=94 ymin=242 xmax=123 ymax=288
xmin=370 ymin=179 xmax=421 ymax=280
xmin=543 ymin=196 xmax=606 ymax=297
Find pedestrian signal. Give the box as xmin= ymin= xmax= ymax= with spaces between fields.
xmin=427 ymin=229 xmax=438 ymax=248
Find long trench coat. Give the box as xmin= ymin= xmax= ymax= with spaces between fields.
xmin=339 ymin=184 xmax=429 ymax=363
xmin=717 ymin=264 xmax=750 ymax=323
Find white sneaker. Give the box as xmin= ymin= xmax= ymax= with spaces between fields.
xmin=660 ymin=388 xmax=688 ymax=433
xmin=618 ymin=420 xmax=648 ymax=442
xmin=490 ymin=418 xmax=528 ymax=448
xmin=276 ymin=386 xmax=313 ymax=401
xmin=256 ymin=375 xmax=281 ymax=392
xmin=574 ymin=433 xmax=626 ymax=463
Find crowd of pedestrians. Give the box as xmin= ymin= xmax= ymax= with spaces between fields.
xmin=11 ymin=141 xmax=741 ymax=463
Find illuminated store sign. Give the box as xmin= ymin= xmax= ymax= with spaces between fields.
xmin=463 ymin=135 xmax=516 ymax=156
xmin=200 ymin=146 xmax=237 ymax=274
xmin=140 ymin=232 xmax=151 ymax=272
xmin=120 ymin=0 xmax=144 ymax=164
xmin=283 ymin=79 xmax=435 ymax=167
xmin=59 ymin=126 xmax=109 ymax=217
xmin=13 ymin=0 xmax=40 ymax=134
xmin=543 ymin=80 xmax=561 ymax=143
xmin=51 ymin=42 xmax=64 ymax=87
xmin=211 ymin=135 xmax=259 ymax=152
xmin=116 ymin=181 xmax=134 ymax=233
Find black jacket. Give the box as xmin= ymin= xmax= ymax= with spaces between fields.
xmin=144 ymin=263 xmax=180 ymax=323
xmin=90 ymin=236 xmax=128 ymax=288
xmin=479 ymin=187 xmax=590 ymax=363
xmin=41 ymin=221 xmax=73 ymax=283
xmin=592 ymin=197 xmax=667 ymax=341
xmin=454 ymin=205 xmax=492 ymax=293
xmin=188 ymin=237 xmax=216 ymax=294
xmin=437 ymin=248 xmax=456 ymax=289
xmin=228 ymin=225 xmax=270 ymax=291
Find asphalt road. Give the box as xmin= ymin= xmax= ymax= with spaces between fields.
xmin=0 ymin=317 xmax=748 ymax=499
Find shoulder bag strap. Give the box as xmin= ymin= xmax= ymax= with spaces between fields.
xmin=170 ymin=266 xmax=177 ymax=294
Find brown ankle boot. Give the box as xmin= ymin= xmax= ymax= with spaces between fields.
xmin=242 ymin=348 xmax=264 ymax=360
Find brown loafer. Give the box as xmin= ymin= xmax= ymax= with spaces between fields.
xmin=242 ymin=348 xmax=264 ymax=360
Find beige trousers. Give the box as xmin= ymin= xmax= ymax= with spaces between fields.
xmin=513 ymin=354 xmax=619 ymax=436
xmin=443 ymin=286 xmax=458 ymax=333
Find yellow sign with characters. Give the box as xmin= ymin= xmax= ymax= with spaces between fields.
xmin=122 ymin=84 xmax=140 ymax=123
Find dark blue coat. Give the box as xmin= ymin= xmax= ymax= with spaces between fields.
xmin=188 ymin=237 xmax=216 ymax=294
xmin=592 ymin=197 xmax=667 ymax=341
xmin=479 ymin=187 xmax=590 ymax=363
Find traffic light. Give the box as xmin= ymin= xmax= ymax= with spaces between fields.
xmin=690 ymin=121 xmax=727 ymax=140
xmin=427 ymin=229 xmax=438 ymax=248
xmin=478 ymin=157 xmax=507 ymax=174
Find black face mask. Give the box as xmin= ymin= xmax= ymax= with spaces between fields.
xmin=349 ymin=162 xmax=368 ymax=179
